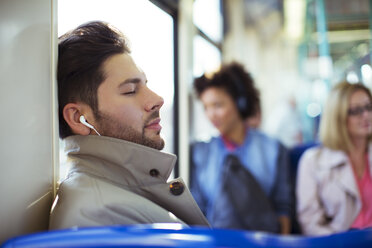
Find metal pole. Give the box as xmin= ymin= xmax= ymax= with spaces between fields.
xmin=315 ymin=0 xmax=331 ymax=89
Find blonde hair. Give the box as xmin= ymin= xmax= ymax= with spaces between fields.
xmin=319 ymin=81 xmax=372 ymax=152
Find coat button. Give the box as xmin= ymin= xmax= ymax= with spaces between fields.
xmin=169 ymin=181 xmax=184 ymax=196
xmin=149 ymin=169 xmax=159 ymax=177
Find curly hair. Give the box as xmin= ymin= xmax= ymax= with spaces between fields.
xmin=193 ymin=62 xmax=260 ymax=119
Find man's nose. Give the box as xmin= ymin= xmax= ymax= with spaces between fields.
xmin=145 ymin=88 xmax=164 ymax=112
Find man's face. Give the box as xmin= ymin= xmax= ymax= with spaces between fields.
xmin=94 ymin=53 xmax=165 ymax=150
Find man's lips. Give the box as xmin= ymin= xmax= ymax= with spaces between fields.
xmin=145 ymin=118 xmax=162 ymax=131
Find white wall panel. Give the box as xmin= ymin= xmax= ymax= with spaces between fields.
xmin=0 ymin=0 xmax=57 ymax=243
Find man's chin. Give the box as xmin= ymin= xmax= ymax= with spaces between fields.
xmin=93 ymin=111 xmax=164 ymax=150
xmin=143 ymin=137 xmax=165 ymax=150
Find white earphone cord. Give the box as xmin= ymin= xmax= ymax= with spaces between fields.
xmin=91 ymin=126 xmax=101 ymax=136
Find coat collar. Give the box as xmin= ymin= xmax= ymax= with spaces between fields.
xmin=64 ymin=135 xmax=177 ymax=187
xmin=316 ymin=144 xmax=372 ymax=199
xmin=317 ymin=146 xmax=349 ymax=170
xmin=317 ymin=144 xmax=372 ymax=170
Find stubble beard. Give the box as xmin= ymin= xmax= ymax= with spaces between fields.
xmin=94 ymin=110 xmax=165 ymax=150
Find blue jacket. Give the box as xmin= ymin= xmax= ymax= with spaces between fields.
xmin=190 ymin=128 xmax=292 ymax=222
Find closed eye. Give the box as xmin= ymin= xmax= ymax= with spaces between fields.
xmin=122 ymin=90 xmax=136 ymax=95
xmin=120 ymin=82 xmax=137 ymax=95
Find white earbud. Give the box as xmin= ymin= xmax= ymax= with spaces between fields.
xmin=79 ymin=115 xmax=101 ymax=136
xmin=79 ymin=115 xmax=93 ymax=129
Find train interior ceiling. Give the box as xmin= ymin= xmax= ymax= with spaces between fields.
xmin=218 ymin=0 xmax=371 ymax=146
xmin=0 ymin=0 xmax=371 ymax=243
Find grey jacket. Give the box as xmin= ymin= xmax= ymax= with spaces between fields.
xmin=49 ymin=135 xmax=209 ymax=230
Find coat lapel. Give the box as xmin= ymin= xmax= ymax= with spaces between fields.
xmin=318 ymin=147 xmax=360 ymax=199
xmin=337 ymin=143 xmax=372 ymax=198
xmin=337 ymin=162 xmax=360 ymax=199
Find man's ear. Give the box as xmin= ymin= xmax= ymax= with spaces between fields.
xmin=63 ymin=103 xmax=91 ymax=136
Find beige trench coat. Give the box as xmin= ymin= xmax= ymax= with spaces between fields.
xmin=296 ymin=145 xmax=372 ymax=236
xmin=49 ymin=135 xmax=209 ymax=230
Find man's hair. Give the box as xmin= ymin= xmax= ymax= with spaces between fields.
xmin=319 ymin=81 xmax=372 ymax=151
xmin=58 ymin=21 xmax=130 ymax=139
xmin=193 ymin=62 xmax=260 ymax=119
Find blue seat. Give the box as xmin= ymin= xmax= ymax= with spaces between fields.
xmin=2 ymin=224 xmax=372 ymax=248
xmin=288 ymin=142 xmax=319 ymax=234
xmin=289 ymin=142 xmax=319 ymax=179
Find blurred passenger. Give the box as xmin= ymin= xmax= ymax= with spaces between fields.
xmin=190 ymin=62 xmax=292 ymax=234
xmin=264 ymin=96 xmax=303 ymax=148
xmin=49 ymin=21 xmax=209 ymax=230
xmin=297 ymin=81 xmax=372 ymax=236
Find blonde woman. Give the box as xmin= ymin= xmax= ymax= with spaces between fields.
xmin=296 ymin=81 xmax=372 ymax=236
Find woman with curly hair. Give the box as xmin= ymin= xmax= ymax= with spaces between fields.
xmin=190 ymin=62 xmax=292 ymax=234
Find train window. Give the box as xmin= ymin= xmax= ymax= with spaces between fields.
xmin=193 ymin=35 xmax=221 ymax=78
xmin=58 ymin=0 xmax=175 ymax=179
xmin=191 ymin=0 xmax=222 ymax=142
xmin=191 ymin=35 xmax=221 ymax=141
xmin=193 ymin=0 xmax=223 ymax=43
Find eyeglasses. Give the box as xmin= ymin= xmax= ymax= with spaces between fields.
xmin=348 ymin=103 xmax=372 ymax=116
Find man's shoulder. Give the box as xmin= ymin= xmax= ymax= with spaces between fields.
xmin=57 ymin=172 xmax=155 ymax=208
xmin=56 ymin=173 xmax=99 ymax=203
xmin=50 ymin=172 xmax=181 ymax=230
